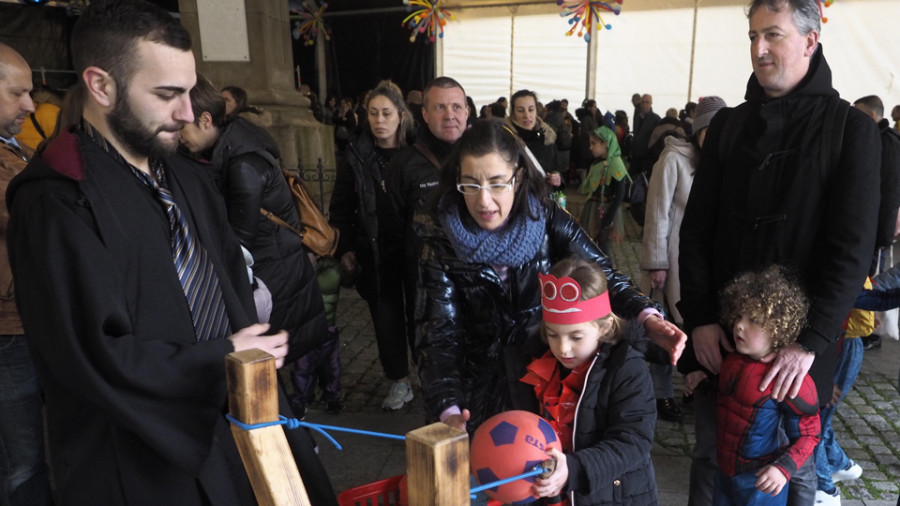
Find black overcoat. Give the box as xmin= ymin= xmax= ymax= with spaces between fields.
xmin=7 ymin=127 xmax=336 ymax=505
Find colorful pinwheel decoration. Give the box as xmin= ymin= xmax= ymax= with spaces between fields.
xmin=818 ymin=0 xmax=834 ymax=23
xmin=558 ymin=0 xmax=622 ymax=42
xmin=291 ymin=1 xmax=331 ymax=46
xmin=402 ymin=0 xmax=456 ymax=43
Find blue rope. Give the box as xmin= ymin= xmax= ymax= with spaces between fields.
xmin=469 ymin=466 xmax=544 ymax=498
xmin=225 ymin=414 xmax=548 ymax=501
xmin=224 ymin=414 xmax=405 ymax=451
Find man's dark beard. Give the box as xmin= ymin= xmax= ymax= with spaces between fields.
xmin=107 ymin=85 xmax=182 ymax=159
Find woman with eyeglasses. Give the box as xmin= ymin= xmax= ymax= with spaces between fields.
xmin=413 ymin=119 xmax=687 ymax=433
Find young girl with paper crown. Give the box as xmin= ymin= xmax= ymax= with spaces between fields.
xmin=521 ymin=257 xmax=659 ymax=505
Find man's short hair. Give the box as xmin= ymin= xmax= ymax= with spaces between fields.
xmin=747 ymin=0 xmax=820 ymax=36
xmin=854 ymin=95 xmax=884 ymax=119
xmin=190 ymin=75 xmax=227 ymax=128
xmin=70 ymin=0 xmax=192 ymax=88
xmin=422 ymin=76 xmax=466 ymax=107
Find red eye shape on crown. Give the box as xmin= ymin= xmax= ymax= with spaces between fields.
xmin=542 ymin=277 xmax=581 ymax=302
xmin=539 ymin=272 xmax=611 ymax=325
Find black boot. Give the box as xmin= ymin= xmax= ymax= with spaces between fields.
xmin=657 ymin=397 xmax=684 ymax=422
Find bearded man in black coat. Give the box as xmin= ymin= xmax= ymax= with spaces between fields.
xmin=6 ymin=1 xmax=336 ymax=504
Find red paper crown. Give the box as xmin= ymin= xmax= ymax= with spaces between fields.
xmin=539 ymin=272 xmax=612 ymax=325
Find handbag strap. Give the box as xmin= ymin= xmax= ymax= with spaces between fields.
xmin=260 ymin=208 xmax=303 ymax=238
xmin=413 ymin=142 xmax=442 ymax=171
xmin=30 ymin=113 xmax=47 ymax=139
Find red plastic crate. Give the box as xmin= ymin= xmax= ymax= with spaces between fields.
xmin=338 ymin=475 xmax=407 ymax=506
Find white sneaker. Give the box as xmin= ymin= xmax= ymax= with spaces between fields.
xmin=382 ymin=381 xmax=413 ymax=410
xmin=815 ymin=489 xmax=841 ymax=506
xmin=831 ymin=461 xmax=862 ymax=483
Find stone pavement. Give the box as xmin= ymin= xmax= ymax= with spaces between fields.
xmin=295 ymin=200 xmax=900 ymax=505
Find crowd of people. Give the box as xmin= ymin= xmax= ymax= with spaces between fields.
xmin=2 ymin=0 xmax=900 ymax=505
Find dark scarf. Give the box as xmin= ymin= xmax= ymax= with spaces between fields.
xmin=439 ymin=194 xmax=547 ymax=267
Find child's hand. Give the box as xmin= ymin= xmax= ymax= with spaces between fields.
xmin=532 ymin=447 xmax=569 ymax=498
xmin=827 ymin=385 xmax=843 ymax=408
xmin=754 ymin=465 xmax=787 ymax=496
xmin=683 ymin=370 xmax=708 ymax=397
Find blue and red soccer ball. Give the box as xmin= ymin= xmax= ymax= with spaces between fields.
xmin=470 ymin=410 xmax=562 ymax=505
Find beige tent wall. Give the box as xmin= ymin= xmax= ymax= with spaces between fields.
xmin=440 ymin=7 xmax=514 ymax=109
xmin=441 ymin=4 xmax=588 ymax=111
xmin=441 ymin=0 xmax=900 ymax=116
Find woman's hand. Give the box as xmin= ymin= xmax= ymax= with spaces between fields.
xmin=341 ymin=251 xmax=357 ymax=273
xmin=547 ymin=172 xmax=562 ymax=187
xmin=442 ymin=409 xmax=470 ymax=431
xmin=532 ymin=447 xmax=569 ymax=498
xmin=644 ymin=315 xmax=687 ymax=365
xmin=649 ymin=269 xmax=668 ymax=289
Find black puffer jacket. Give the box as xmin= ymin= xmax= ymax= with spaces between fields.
xmin=414 ymin=199 xmax=659 ymax=430
xmin=565 ymin=326 xmax=658 ymax=506
xmin=508 ymin=117 xmax=559 ymax=174
xmin=210 ymin=118 xmax=326 ymax=361
xmin=329 ymin=130 xmax=402 ymax=299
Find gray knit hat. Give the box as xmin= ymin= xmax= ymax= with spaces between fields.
xmin=692 ymin=96 xmax=727 ymax=133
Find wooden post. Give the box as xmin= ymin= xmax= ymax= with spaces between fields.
xmin=405 ymin=422 xmax=469 ymax=506
xmin=226 ymin=349 xmax=311 ymax=506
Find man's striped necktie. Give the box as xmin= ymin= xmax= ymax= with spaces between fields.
xmin=139 ymin=166 xmax=232 ymax=341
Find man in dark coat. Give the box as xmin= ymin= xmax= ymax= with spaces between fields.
xmin=180 ymin=75 xmax=327 ymax=365
xmin=678 ymin=0 xmax=881 ymax=505
xmin=0 ymin=43 xmax=53 ymax=506
xmin=6 ymin=1 xmax=335 ymax=504
xmin=852 ymin=95 xmax=900 ymax=350
xmin=387 ymin=76 xmax=469 ymax=225
xmin=630 ymin=94 xmax=660 ymax=176
xmin=382 ymin=76 xmax=469 ymax=410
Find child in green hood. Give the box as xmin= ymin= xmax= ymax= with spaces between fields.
xmin=579 ymin=126 xmax=630 ymax=252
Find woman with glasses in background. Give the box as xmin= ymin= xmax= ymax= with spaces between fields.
xmin=412 ymin=119 xmax=687 ymax=433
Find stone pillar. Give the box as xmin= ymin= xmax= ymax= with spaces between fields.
xmin=178 ymin=0 xmax=336 ymax=203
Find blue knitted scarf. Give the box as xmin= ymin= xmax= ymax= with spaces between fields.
xmin=439 ymin=194 xmax=548 ymax=267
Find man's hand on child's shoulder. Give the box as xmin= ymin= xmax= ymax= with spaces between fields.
xmin=759 ymin=342 xmax=815 ymax=402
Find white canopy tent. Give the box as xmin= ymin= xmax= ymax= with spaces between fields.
xmin=437 ymin=0 xmax=900 ymax=117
